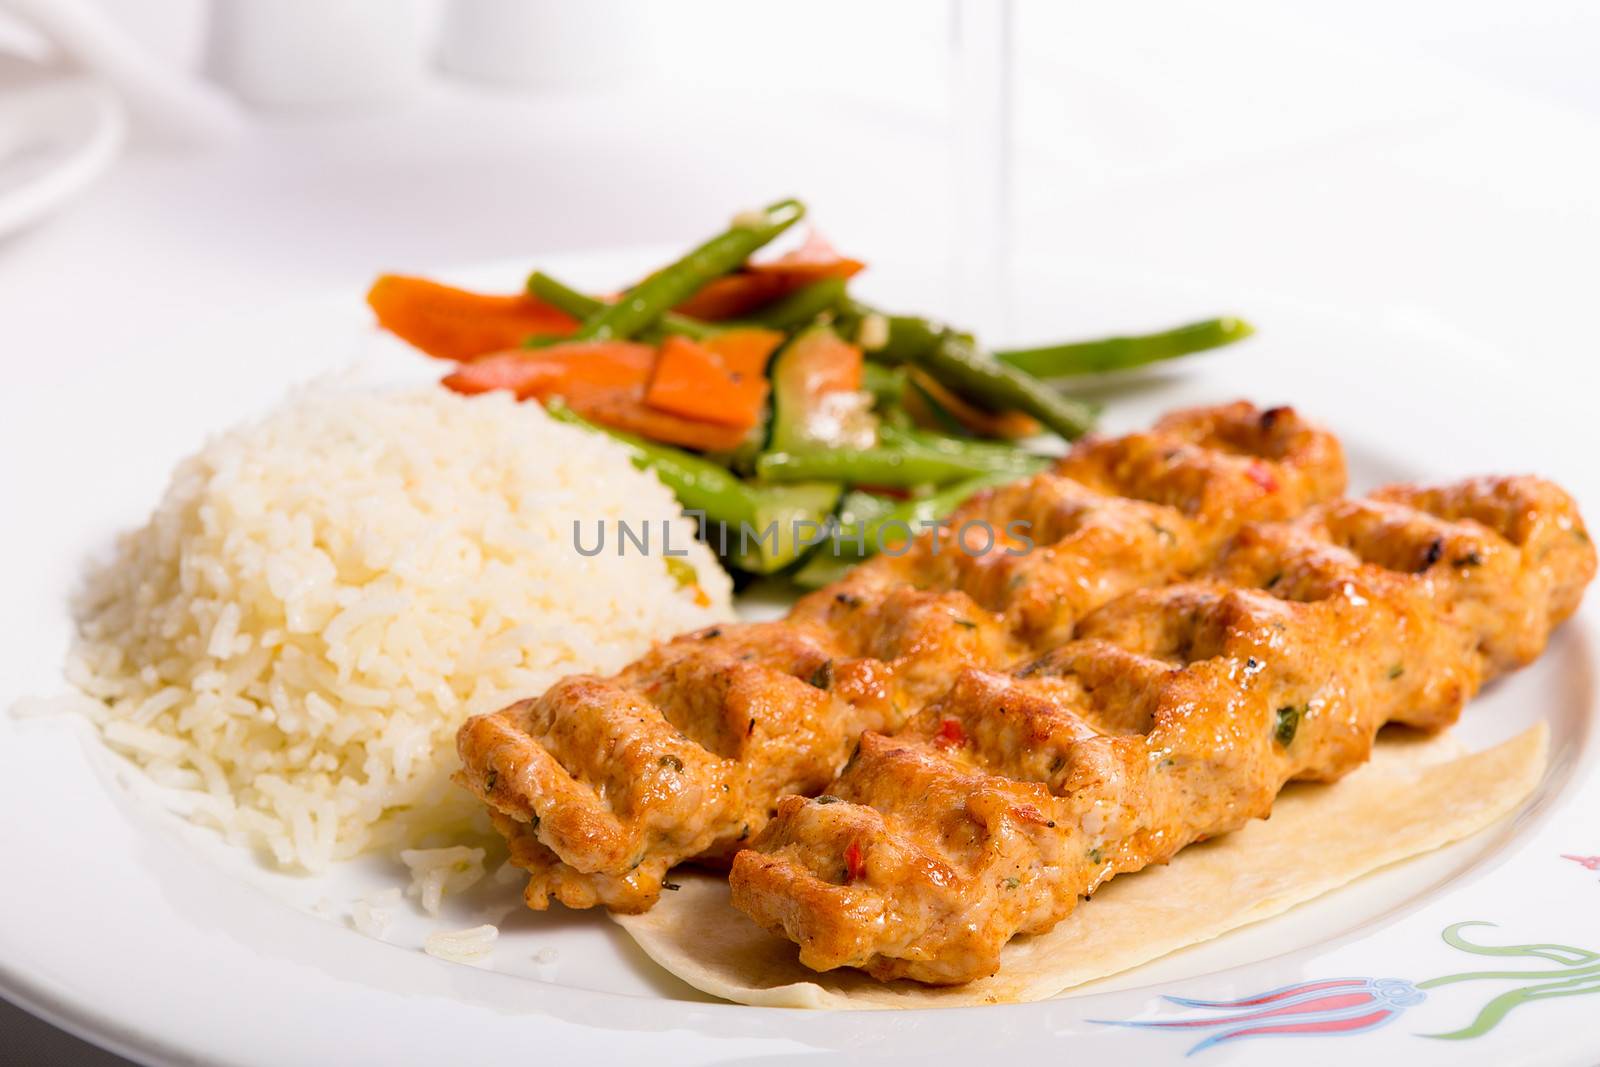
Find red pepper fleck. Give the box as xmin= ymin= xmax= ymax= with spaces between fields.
xmin=844 ymin=839 xmax=865 ymax=881
xmin=1012 ymin=805 xmax=1053 ymax=826
xmin=934 ymin=718 xmax=967 ymax=748
xmin=852 ymin=484 xmax=913 ymax=500
xmin=1246 ymin=462 xmax=1279 ymax=494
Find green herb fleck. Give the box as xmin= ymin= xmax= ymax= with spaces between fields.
xmin=664 ymin=556 xmax=699 ymax=590
xmin=1452 ymin=551 xmax=1485 ymax=568
xmin=1017 ymin=658 xmax=1050 ymax=678
xmin=1003 ymin=877 xmax=1020 ymax=890
xmin=954 ymin=618 xmax=977 ymax=630
xmin=1088 ymin=847 xmax=1103 ymax=863
xmin=483 ymin=769 xmax=498 ymax=791
xmin=1274 ymin=705 xmax=1302 ymax=747
xmin=815 ymin=794 xmax=843 ymax=805
xmin=1388 ymin=663 xmax=1405 ymax=680
xmin=659 ymin=754 xmax=684 ymax=772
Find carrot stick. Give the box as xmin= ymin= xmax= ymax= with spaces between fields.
xmin=368 ymin=274 xmax=577 ymax=361
xmin=441 ymin=341 xmax=654 ymax=399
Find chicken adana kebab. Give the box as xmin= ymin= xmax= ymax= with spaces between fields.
xmin=455 ymin=402 xmax=1346 ymax=913
xmin=731 ymin=475 xmax=1595 ymax=985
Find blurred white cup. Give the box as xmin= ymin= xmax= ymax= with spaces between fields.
xmin=437 ymin=0 xmax=641 ymax=89
xmin=207 ymin=0 xmax=430 ymax=107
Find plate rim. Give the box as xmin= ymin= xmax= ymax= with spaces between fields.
xmin=3 ymin=248 xmax=1597 ymax=1066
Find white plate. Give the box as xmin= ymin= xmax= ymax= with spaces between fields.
xmin=0 ymin=58 xmax=125 ymax=238
xmin=1 ymin=251 xmax=1596 ymax=1067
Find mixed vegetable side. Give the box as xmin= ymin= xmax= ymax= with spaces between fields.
xmin=367 ymin=198 xmax=1255 ymax=587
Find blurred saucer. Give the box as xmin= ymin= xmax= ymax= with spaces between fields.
xmin=0 ymin=56 xmax=124 ymax=238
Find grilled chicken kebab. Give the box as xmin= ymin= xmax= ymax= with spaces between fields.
xmin=731 ymin=475 xmax=1593 ymax=984
xmin=456 ymin=403 xmax=1346 ymax=912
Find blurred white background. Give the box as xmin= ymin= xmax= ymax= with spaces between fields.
xmin=2 ymin=1 xmax=1598 ymax=1060
xmin=2 ymin=0 xmax=1598 ymax=382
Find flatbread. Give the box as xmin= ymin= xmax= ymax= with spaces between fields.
xmin=612 ymin=723 xmax=1546 ymax=1009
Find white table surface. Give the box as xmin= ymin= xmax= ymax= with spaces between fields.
xmin=3 ymin=4 xmax=1599 ymax=1062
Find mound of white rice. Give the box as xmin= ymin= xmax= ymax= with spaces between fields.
xmin=68 ymin=384 xmax=731 ymax=870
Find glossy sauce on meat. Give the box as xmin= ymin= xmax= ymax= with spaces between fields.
xmin=455 ymin=403 xmax=1346 ymax=912
xmin=729 ymin=476 xmax=1594 ymax=983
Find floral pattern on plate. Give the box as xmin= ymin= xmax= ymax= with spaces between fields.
xmin=1097 ymin=921 xmax=1600 ymax=1055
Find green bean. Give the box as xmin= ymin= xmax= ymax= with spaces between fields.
xmin=791 ymin=472 xmax=1012 ymax=588
xmin=756 ymin=444 xmax=1042 ymax=488
xmin=880 ymin=423 xmax=1042 ymax=463
xmin=547 ymin=401 xmax=848 ymax=574
xmin=840 ymin=297 xmax=1099 ymax=438
xmin=918 ymin=332 xmax=1097 ymax=440
xmin=740 ymin=277 xmax=848 ymax=330
xmin=879 ymin=403 xmax=914 ymax=432
xmin=899 ymin=371 xmax=970 ymax=437
xmin=995 ymin=317 xmax=1255 ymax=378
xmin=862 ymin=472 xmax=1013 ymax=548
xmin=861 ymin=362 xmax=905 ymax=408
xmin=790 ymin=551 xmax=856 ymax=590
xmin=532 ymin=270 xmax=847 ymax=345
xmin=527 ymin=272 xmax=714 ymax=341
xmin=570 ymin=199 xmax=805 ymax=341
xmin=837 ymin=297 xmax=944 ymax=365
xmin=836 ymin=489 xmax=898 ymax=530
xmin=545 ymin=400 xmax=760 ymax=524
xmin=526 ymin=271 xmax=604 ymax=319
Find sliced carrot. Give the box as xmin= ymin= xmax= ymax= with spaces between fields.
xmin=747 ymin=230 xmax=866 ymax=279
xmin=673 ymin=231 xmax=865 ymax=321
xmin=903 ymin=367 xmax=1042 ymax=440
xmin=704 ymin=328 xmax=785 ymax=378
xmin=559 ymin=384 xmax=752 ymax=452
xmin=441 ymin=338 xmax=752 ymax=450
xmin=672 ymin=273 xmax=792 ymax=321
xmin=441 ymin=341 xmax=654 ymax=400
xmin=368 ymin=274 xmax=577 ymax=362
xmin=645 ymin=335 xmax=768 ymax=430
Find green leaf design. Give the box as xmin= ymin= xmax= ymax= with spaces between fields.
xmin=1433 ymin=921 xmax=1600 ymax=967
xmin=1424 ymin=973 xmax=1600 ymax=1040
xmin=1416 ymin=921 xmax=1600 ymax=1040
